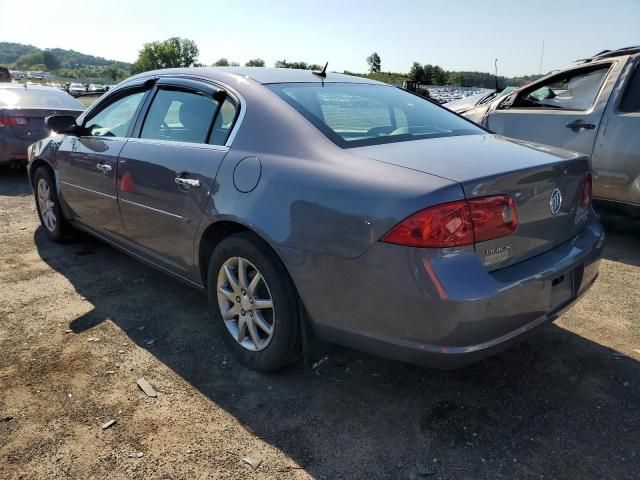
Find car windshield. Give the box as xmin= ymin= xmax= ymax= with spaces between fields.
xmin=268 ymin=83 xmax=483 ymax=148
xmin=0 ymin=87 xmax=83 ymax=109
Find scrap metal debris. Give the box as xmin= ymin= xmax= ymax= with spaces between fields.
xmin=137 ymin=378 xmax=158 ymax=398
xmin=242 ymin=456 xmax=263 ymax=470
xmin=128 ymin=452 xmax=144 ymax=458
xmin=87 ymin=337 xmax=100 ymax=342
xmin=1 ymin=416 xmax=13 ymax=422
xmin=101 ymin=419 xmax=116 ymax=430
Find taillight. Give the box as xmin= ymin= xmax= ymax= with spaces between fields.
xmin=468 ymin=195 xmax=518 ymax=242
xmin=0 ymin=115 xmax=28 ymax=127
xmin=382 ymin=195 xmax=518 ymax=248
xmin=582 ymin=173 xmax=593 ymax=206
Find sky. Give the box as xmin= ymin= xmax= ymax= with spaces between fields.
xmin=1 ymin=0 xmax=638 ymax=76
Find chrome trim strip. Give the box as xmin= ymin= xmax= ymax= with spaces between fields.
xmin=71 ymin=221 xmax=205 ymax=291
xmin=125 ymin=137 xmax=229 ymax=152
xmin=119 ymin=197 xmax=189 ymax=221
xmin=61 ymin=181 xmax=116 ymax=199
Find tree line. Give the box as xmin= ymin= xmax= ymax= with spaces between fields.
xmin=1 ymin=38 xmax=543 ymax=88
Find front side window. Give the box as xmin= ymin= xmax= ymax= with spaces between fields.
xmin=84 ymin=90 xmax=146 ymax=137
xmin=268 ymin=83 xmax=482 ymax=148
xmin=514 ymin=66 xmax=610 ymax=111
xmin=141 ymin=88 xmax=219 ymax=144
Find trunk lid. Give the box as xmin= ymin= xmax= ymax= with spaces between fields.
xmin=352 ymin=134 xmax=591 ymax=269
xmin=2 ymin=108 xmax=82 ymax=140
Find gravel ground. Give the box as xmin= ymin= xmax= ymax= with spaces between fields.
xmin=1 ymin=168 xmax=639 ymax=480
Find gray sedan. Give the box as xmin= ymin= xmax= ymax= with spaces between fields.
xmin=28 ymin=68 xmax=604 ymax=371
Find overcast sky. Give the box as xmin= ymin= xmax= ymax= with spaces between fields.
xmin=1 ymin=0 xmax=638 ymax=76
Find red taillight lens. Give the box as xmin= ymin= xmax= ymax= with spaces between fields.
xmin=382 ymin=200 xmax=475 ymax=248
xmin=0 ymin=116 xmax=28 ymax=127
xmin=468 ymin=195 xmax=518 ymax=242
xmin=382 ymin=195 xmax=518 ymax=248
xmin=582 ymin=173 xmax=593 ymax=206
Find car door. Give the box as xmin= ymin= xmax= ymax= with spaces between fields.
xmin=485 ymin=63 xmax=620 ymax=157
xmin=591 ymin=58 xmax=640 ymax=205
xmin=56 ymin=83 xmax=152 ymax=236
xmin=116 ymin=77 xmax=239 ymax=278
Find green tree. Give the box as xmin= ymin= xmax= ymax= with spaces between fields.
xmin=432 ymin=65 xmax=447 ymax=85
xmin=213 ymin=58 xmax=230 ymax=66
xmin=408 ymin=62 xmax=425 ymax=83
xmin=423 ymin=64 xmax=434 ymax=85
xmin=42 ymin=50 xmax=61 ymax=70
xmin=366 ymin=52 xmax=381 ymax=73
xmin=230 ymin=61 xmax=240 ymax=66
xmin=245 ymin=58 xmax=265 ymax=67
xmin=15 ymin=51 xmax=44 ymax=69
xmin=131 ymin=37 xmax=199 ymax=74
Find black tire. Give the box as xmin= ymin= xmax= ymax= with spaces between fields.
xmin=207 ymin=232 xmax=301 ymax=372
xmin=33 ymin=167 xmax=68 ymax=242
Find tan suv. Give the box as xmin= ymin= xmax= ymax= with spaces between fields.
xmin=450 ymin=46 xmax=640 ymax=215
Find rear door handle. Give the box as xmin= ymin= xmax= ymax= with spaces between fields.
xmin=175 ymin=177 xmax=201 ymax=189
xmin=96 ymin=163 xmax=112 ymax=173
xmin=566 ymin=120 xmax=595 ymax=131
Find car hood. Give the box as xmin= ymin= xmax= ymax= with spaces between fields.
xmin=350 ymin=134 xmax=582 ymax=184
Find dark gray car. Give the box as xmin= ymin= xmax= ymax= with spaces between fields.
xmin=28 ymin=68 xmax=604 ymax=371
xmin=0 ymin=84 xmax=84 ymax=169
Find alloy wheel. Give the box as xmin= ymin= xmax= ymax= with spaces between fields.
xmin=37 ymin=178 xmax=57 ymax=232
xmin=216 ymin=256 xmax=275 ymax=351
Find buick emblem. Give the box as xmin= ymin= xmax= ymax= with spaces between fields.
xmin=549 ymin=188 xmax=563 ymax=216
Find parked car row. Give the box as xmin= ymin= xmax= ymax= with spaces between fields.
xmin=446 ymin=46 xmax=640 ymax=214
xmin=26 ymin=66 xmax=603 ymax=372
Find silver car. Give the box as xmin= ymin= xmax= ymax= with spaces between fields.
xmin=28 ymin=68 xmax=603 ymax=371
xmin=449 ymin=46 xmax=640 ymax=214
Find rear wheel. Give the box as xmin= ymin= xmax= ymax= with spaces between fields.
xmin=33 ymin=167 xmax=67 ymax=242
xmin=207 ymin=232 xmax=301 ymax=371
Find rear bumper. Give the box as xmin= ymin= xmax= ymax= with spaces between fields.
xmin=0 ymin=136 xmax=34 ymax=165
xmin=279 ymin=211 xmax=604 ymax=368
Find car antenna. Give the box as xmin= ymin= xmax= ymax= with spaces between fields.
xmin=312 ymin=62 xmax=328 ymax=78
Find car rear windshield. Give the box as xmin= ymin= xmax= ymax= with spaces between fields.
xmin=268 ymin=83 xmax=483 ymax=148
xmin=0 ymin=87 xmax=83 ymax=110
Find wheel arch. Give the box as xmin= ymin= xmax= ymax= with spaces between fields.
xmin=197 ymin=219 xmax=289 ymax=289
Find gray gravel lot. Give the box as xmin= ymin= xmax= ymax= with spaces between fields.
xmin=0 ymin=168 xmax=639 ymax=479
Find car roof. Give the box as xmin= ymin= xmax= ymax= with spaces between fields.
xmin=130 ymin=67 xmax=386 ymax=86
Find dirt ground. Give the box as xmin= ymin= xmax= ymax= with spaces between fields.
xmin=1 ymin=168 xmax=639 ymax=480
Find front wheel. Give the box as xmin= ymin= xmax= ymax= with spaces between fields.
xmin=207 ymin=232 xmax=301 ymax=371
xmin=33 ymin=167 xmax=68 ymax=242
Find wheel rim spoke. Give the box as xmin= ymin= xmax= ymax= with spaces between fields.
xmin=253 ymin=311 xmax=273 ymax=335
xmin=216 ymin=256 xmax=275 ymax=352
xmin=253 ymin=298 xmax=273 ymax=310
xmin=223 ymin=264 xmax=240 ymax=292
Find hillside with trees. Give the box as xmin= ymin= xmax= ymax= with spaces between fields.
xmin=0 ymin=41 xmax=543 ymax=88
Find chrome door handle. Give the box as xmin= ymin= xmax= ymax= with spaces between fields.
xmin=96 ymin=163 xmax=112 ymax=173
xmin=174 ymin=177 xmax=201 ymax=189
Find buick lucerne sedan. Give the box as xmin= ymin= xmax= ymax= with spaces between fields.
xmin=28 ymin=68 xmax=604 ymax=371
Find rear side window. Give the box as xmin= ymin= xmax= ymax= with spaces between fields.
xmin=619 ymin=63 xmax=640 ymax=112
xmin=268 ymin=83 xmax=482 ymax=148
xmin=208 ymin=97 xmax=238 ymax=146
xmin=84 ymin=90 xmax=146 ymax=137
xmin=0 ymin=87 xmax=83 ymax=109
xmin=141 ymin=88 xmax=218 ymax=144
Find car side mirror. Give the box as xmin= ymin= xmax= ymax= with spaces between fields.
xmin=45 ymin=115 xmax=79 ymax=134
